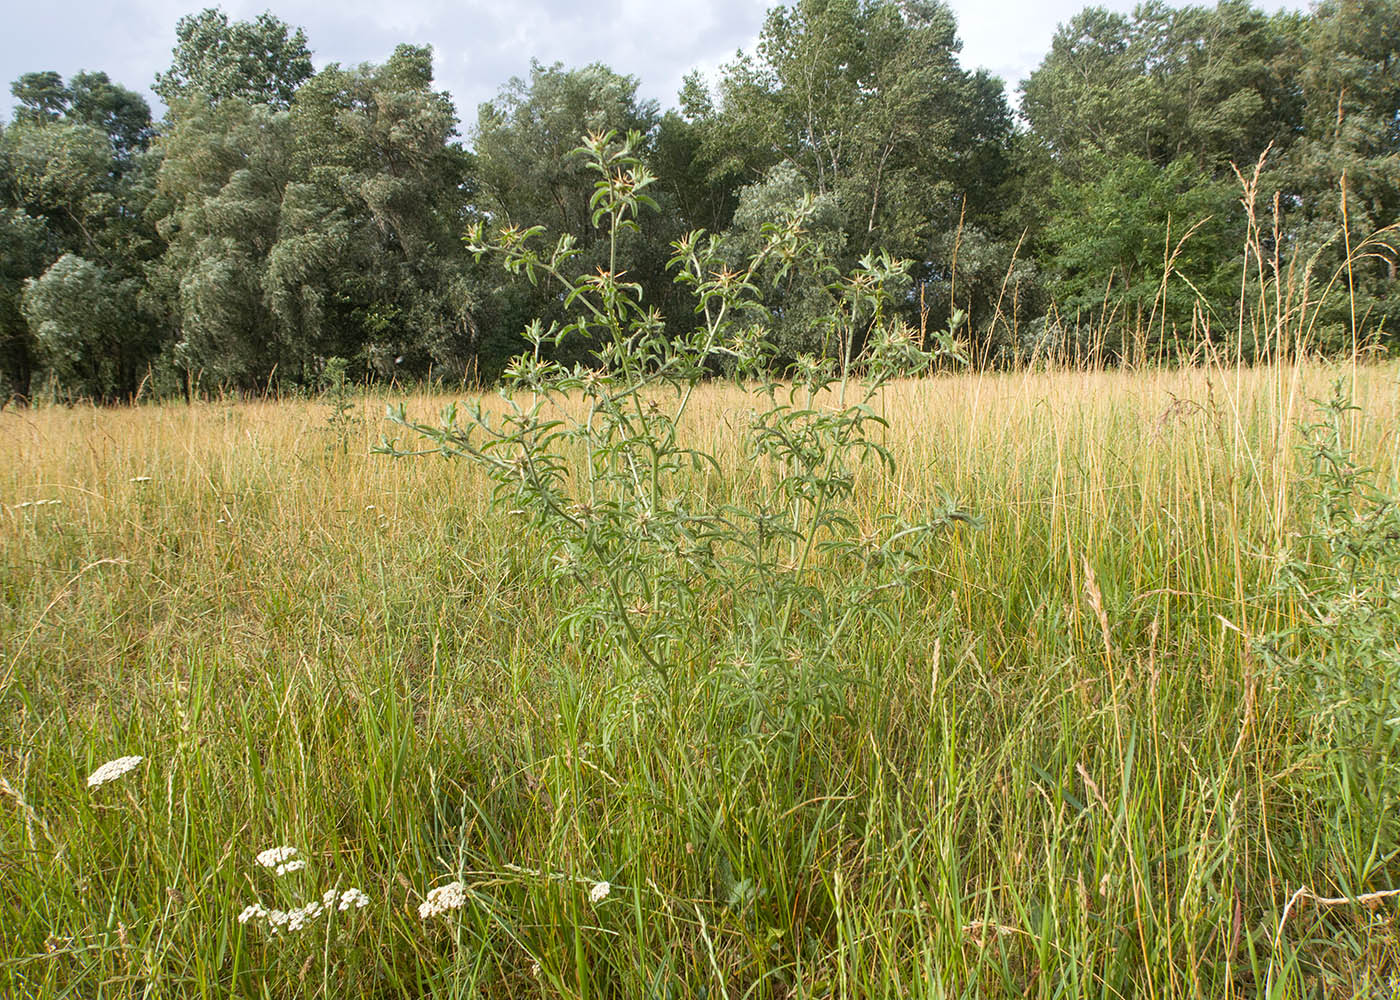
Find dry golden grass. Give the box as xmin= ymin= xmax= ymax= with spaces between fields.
xmin=2 ymin=359 xmax=1399 ymax=997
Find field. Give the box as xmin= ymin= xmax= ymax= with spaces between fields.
xmin=3 ymin=360 xmax=1400 ymax=997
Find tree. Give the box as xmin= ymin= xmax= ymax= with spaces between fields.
xmin=10 ymin=72 xmax=69 ymax=123
xmin=2 ymin=73 xmax=163 ymax=399
xmin=154 ymin=8 xmax=314 ymax=112
xmin=151 ymin=98 xmax=293 ymax=387
xmin=474 ymin=61 xmax=660 ymax=237
xmin=697 ymin=0 xmax=1014 ymax=353
xmin=12 ymin=71 xmax=155 ymax=163
xmin=22 ymin=253 xmax=149 ymax=400
xmin=68 ymin=72 xmax=154 ymax=165
xmin=714 ymin=0 xmax=1011 ymax=257
xmin=1020 ymin=0 xmax=1305 ymax=181
xmin=279 ymin=44 xmax=477 ymax=379
xmin=1013 ymin=1 xmax=1321 ymax=358
xmin=153 ymin=44 xmax=478 ymax=388
xmin=1280 ymin=0 xmax=1400 ymax=347
xmin=2 ymin=118 xmax=110 ymax=270
xmin=0 ymin=202 xmax=51 ymax=400
xmin=1041 ymin=154 xmax=1241 ymax=359
xmin=722 ymin=162 xmax=848 ymax=361
xmin=651 ymin=72 xmax=749 ymax=235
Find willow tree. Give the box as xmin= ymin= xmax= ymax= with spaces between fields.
xmin=2 ymin=72 xmax=160 ymax=399
xmin=154 ymin=8 xmax=313 ymax=112
xmin=278 ymin=44 xmax=476 ymax=380
xmin=153 ymin=43 xmax=475 ymax=389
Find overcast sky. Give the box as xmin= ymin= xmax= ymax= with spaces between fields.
xmin=2 ymin=0 xmax=1307 ymax=132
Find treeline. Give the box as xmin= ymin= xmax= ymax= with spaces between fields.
xmin=1 ymin=0 xmax=1396 ymax=401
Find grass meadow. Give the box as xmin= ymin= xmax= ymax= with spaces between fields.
xmin=3 ymin=358 xmax=1400 ymax=997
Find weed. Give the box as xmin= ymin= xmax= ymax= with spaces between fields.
xmin=320 ymin=356 xmax=359 ymax=452
xmin=1257 ymin=381 xmax=1400 ymax=884
xmin=382 ymin=130 xmax=976 ymax=711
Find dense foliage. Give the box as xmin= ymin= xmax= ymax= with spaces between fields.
xmin=1 ymin=0 xmax=1396 ymax=400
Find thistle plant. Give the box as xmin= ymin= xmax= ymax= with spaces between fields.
xmin=1256 ymin=382 xmax=1400 ymax=882
xmin=382 ymin=131 xmax=974 ymax=718
xmin=321 ymin=356 xmax=359 ymax=452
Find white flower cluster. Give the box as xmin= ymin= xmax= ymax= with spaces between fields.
xmin=589 ymin=881 xmax=611 ymax=904
xmin=87 ymin=756 xmax=143 ymax=788
xmin=337 ymin=888 xmax=370 ymax=911
xmin=240 ymin=897 xmax=321 ymax=934
xmin=238 ymin=888 xmax=369 ymax=936
xmin=418 ymin=881 xmax=467 ymax=920
xmin=241 ymin=846 xmax=371 ymax=935
xmin=255 ymin=846 xmax=305 ymax=875
xmin=255 ymin=846 xmax=297 ymax=868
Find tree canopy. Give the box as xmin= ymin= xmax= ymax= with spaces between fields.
xmin=0 ymin=0 xmax=1396 ymax=402
xmin=154 ymin=9 xmax=313 ymax=111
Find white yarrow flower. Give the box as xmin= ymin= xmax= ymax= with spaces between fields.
xmin=339 ymin=888 xmax=369 ymax=911
xmin=255 ymin=846 xmax=298 ymax=869
xmin=275 ymin=859 xmax=306 ymax=876
xmin=87 ymin=756 xmax=143 ymax=788
xmin=418 ymin=881 xmax=466 ymax=920
xmin=240 ymin=894 xmax=349 ymax=935
xmin=589 ymin=881 xmax=611 ymax=904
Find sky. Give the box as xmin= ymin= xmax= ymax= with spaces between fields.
xmin=1 ymin=0 xmax=1307 ymax=131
